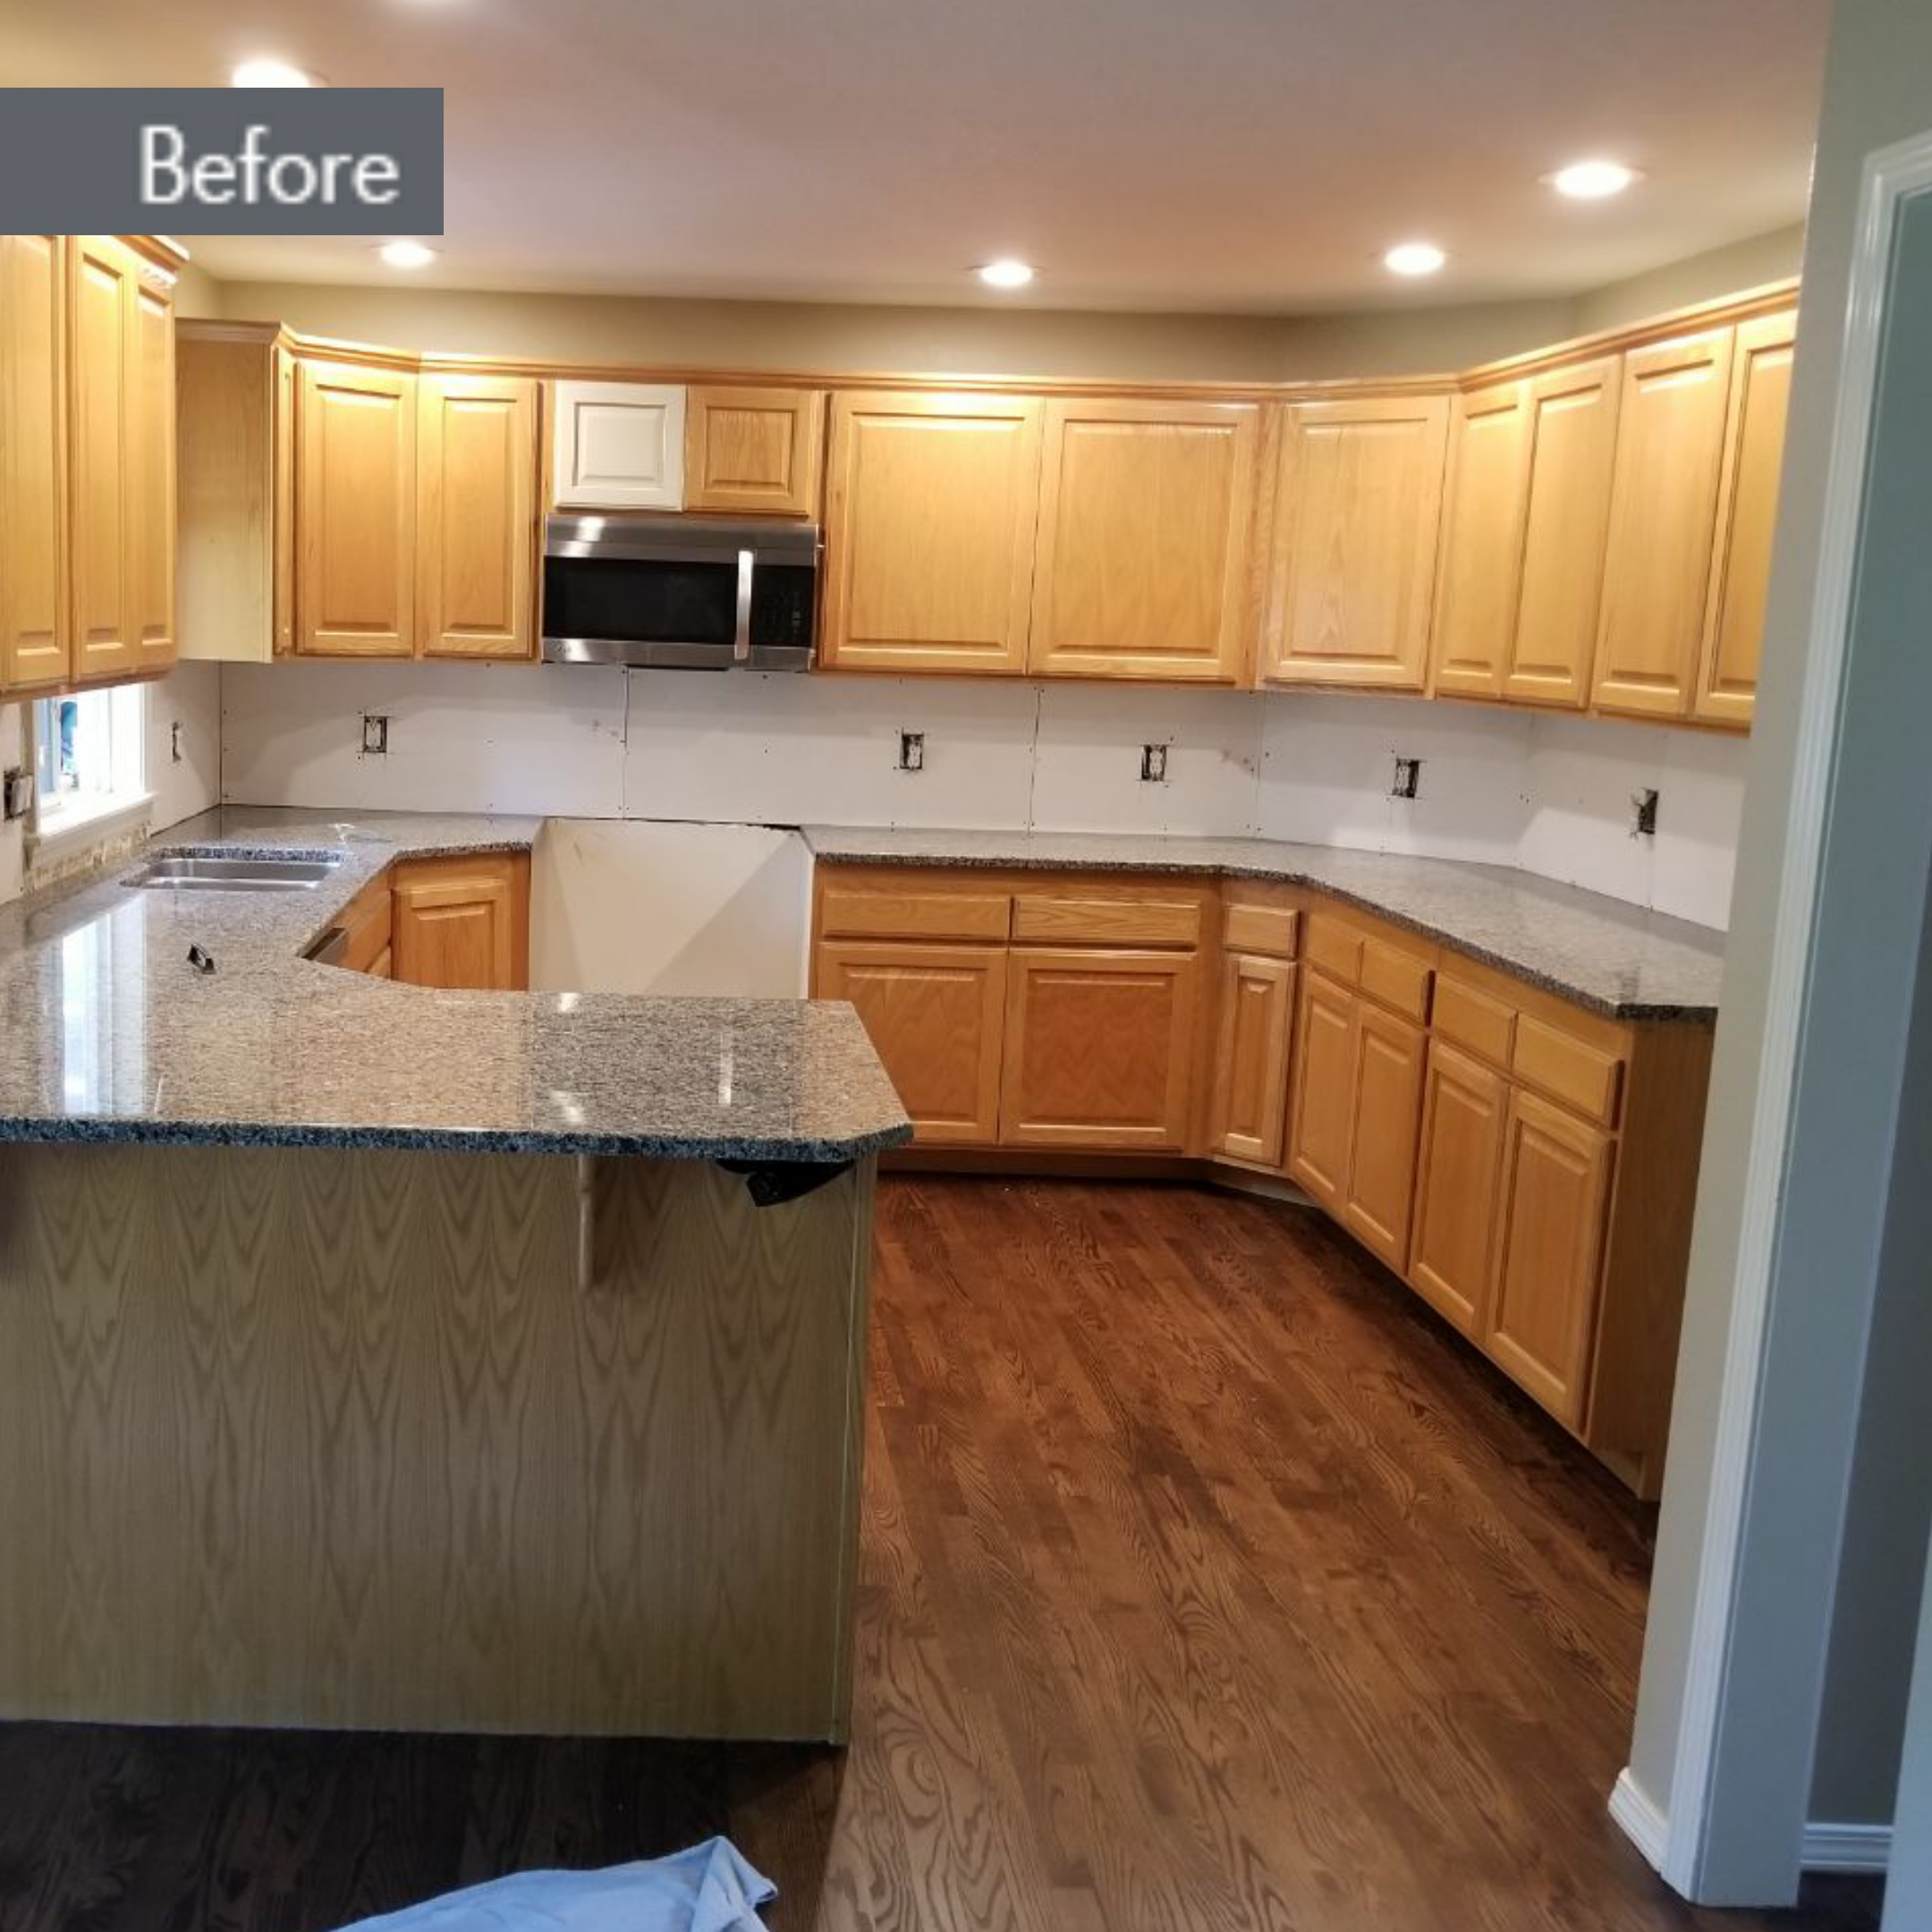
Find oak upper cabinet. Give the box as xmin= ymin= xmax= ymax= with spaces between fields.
xmin=1209 ymin=953 xmax=1296 ymax=1167
xmin=417 ymin=372 xmax=538 ymax=660
xmin=391 ymin=853 xmax=529 ymax=992
xmin=1408 ymin=1039 xmax=1508 ymax=1338
xmin=0 ymin=234 xmax=67 ymax=690
xmin=1027 ymin=398 xmax=1260 ymax=682
xmin=1262 ymin=393 xmax=1450 ymax=691
xmin=684 ymin=385 xmax=825 ymax=518
xmin=1484 ymin=1087 xmax=1614 ymax=1427
xmin=1340 ymin=1000 xmax=1427 ymax=1271
xmin=66 ymin=236 xmax=143 ymax=682
xmin=1590 ymin=328 xmax=1734 ymax=719
xmin=821 ymin=391 xmax=1044 ymax=674
xmin=297 ymin=360 xmax=418 ymax=658
xmin=132 ymin=275 xmax=177 ymax=672
xmin=816 ymin=940 xmax=1006 ymax=1146
xmin=1429 ymin=377 xmax=1530 ymax=700
xmin=1504 ymin=356 xmax=1621 ymax=708
xmin=550 ymin=379 xmax=685 ymax=511
xmin=1286 ymin=967 xmax=1358 ymax=1209
xmin=1000 ymin=946 xmax=1201 ymax=1151
xmin=1694 ymin=308 xmax=1798 ymax=727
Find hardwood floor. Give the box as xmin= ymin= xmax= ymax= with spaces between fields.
xmin=0 ymin=1177 xmax=1885 ymax=1932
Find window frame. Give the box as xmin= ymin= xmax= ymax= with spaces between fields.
xmin=25 ymin=682 xmax=152 ymax=871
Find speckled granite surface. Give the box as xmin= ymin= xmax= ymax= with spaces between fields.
xmin=801 ymin=826 xmax=1726 ymax=1021
xmin=0 ymin=809 xmax=911 ymax=1160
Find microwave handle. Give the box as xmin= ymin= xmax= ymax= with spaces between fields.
xmin=733 ymin=549 xmax=755 ymax=665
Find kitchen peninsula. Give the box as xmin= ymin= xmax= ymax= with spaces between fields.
xmin=0 ymin=810 xmax=909 ymax=1742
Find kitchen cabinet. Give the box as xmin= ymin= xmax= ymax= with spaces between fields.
xmin=684 ymin=384 xmax=825 ymax=517
xmin=1590 ymin=327 xmax=1733 ymax=720
xmin=1262 ymin=393 xmax=1450 ymax=691
xmin=821 ymin=390 xmax=1044 ymax=674
xmin=297 ymin=360 xmax=418 ymax=658
xmin=417 ymin=372 xmax=538 ymax=660
xmin=1208 ymin=953 xmax=1296 ymax=1167
xmin=1000 ymin=946 xmax=1200 ymax=1151
xmin=0 ymin=234 xmax=67 ymax=690
xmin=131 ymin=273 xmax=176 ymax=673
xmin=1027 ymin=397 xmax=1260 ymax=682
xmin=816 ymin=940 xmax=1006 ymax=1146
xmin=550 ymin=379 xmax=685 ymax=511
xmin=1485 ymin=1087 xmax=1614 ymax=1427
xmin=1286 ymin=967 xmax=1358 ymax=1209
xmin=1693 ymin=309 xmax=1797 ymax=727
xmin=391 ymin=852 xmax=530 ymax=992
xmin=1429 ymin=377 xmax=1530 ymax=700
xmin=1408 ymin=1038 xmax=1508 ymax=1338
xmin=1341 ymin=998 xmax=1427 ymax=1271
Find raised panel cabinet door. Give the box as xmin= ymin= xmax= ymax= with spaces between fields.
xmin=1590 ymin=327 xmax=1733 ymax=719
xmin=0 ymin=234 xmax=67 ymax=690
xmin=1286 ymin=967 xmax=1357 ymax=1209
xmin=392 ymin=862 xmax=518 ymax=991
xmin=1209 ymin=953 xmax=1296 ymax=1168
xmin=418 ymin=372 xmax=538 ymax=660
xmin=999 ymin=948 xmax=1200 ymax=1151
xmin=684 ymin=385 xmax=826 ymax=518
xmin=67 ymin=235 xmax=140 ymax=682
xmin=297 ymin=360 xmax=418 ymax=657
xmin=1407 ymin=1039 xmax=1508 ymax=1338
xmin=274 ymin=345 xmax=296 ymax=655
xmin=1485 ymin=1087 xmax=1614 ymax=1428
xmin=814 ymin=941 xmax=1006 ymax=1146
xmin=1028 ymin=398 xmax=1260 ymax=682
xmin=550 ymin=380 xmax=685 ymax=511
xmin=1262 ymin=394 xmax=1450 ymax=691
xmin=821 ymin=391 xmax=1044 ymax=674
xmin=133 ymin=276 xmax=176 ymax=672
xmin=1505 ymin=355 xmax=1622 ymax=708
xmin=1694 ymin=308 xmax=1798 ymax=727
xmin=1341 ymin=1000 xmax=1427 ymax=1272
xmin=1428 ymin=378 xmax=1530 ymax=699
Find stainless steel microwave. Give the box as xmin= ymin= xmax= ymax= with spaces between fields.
xmin=540 ymin=514 xmax=819 ymax=671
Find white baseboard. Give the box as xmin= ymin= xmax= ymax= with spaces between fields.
xmin=1610 ymin=1768 xmax=1670 ymax=1874
xmin=1802 ymin=1821 xmax=1892 ymax=1874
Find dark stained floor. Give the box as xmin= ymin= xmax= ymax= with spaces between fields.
xmin=0 ymin=1177 xmax=1886 ymax=1932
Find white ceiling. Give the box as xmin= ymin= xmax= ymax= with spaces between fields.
xmin=4 ymin=0 xmax=1827 ymax=312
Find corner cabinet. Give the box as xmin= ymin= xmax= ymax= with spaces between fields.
xmin=1026 ymin=397 xmax=1260 ymax=682
xmin=1261 ymin=393 xmax=1450 ymax=691
xmin=0 ymin=234 xmax=69 ymax=690
xmin=820 ymin=391 xmax=1044 ymax=675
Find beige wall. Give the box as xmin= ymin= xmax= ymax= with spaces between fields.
xmin=206 ymin=226 xmax=1794 ymax=388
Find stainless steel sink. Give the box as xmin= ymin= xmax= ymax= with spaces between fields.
xmin=125 ymin=852 xmax=345 ymax=892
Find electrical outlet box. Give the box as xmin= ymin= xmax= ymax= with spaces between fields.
xmin=897 ymin=731 xmax=924 ymax=773
xmin=360 ymin=714 xmax=390 ymax=757
xmin=1392 ymin=757 xmax=1422 ymax=801
xmin=1140 ymin=743 xmax=1169 ymax=784
xmin=1633 ymin=788 xmax=1660 ymax=837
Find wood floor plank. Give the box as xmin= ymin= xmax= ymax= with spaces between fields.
xmin=0 ymin=1177 xmax=1885 ymax=1932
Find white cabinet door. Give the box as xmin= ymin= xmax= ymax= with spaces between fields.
xmin=551 ymin=380 xmax=686 ymax=511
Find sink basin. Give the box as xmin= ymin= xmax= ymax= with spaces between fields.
xmin=126 ymin=852 xmax=344 ymax=892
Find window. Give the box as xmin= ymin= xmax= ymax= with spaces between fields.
xmin=28 ymin=684 xmax=149 ymax=861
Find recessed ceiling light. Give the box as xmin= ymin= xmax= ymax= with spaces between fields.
xmin=230 ymin=57 xmax=318 ymax=87
xmin=1549 ymin=158 xmax=1641 ymax=200
xmin=977 ymin=258 xmax=1035 ymax=290
xmin=1384 ymin=242 xmax=1446 ymax=278
xmin=377 ymin=240 xmax=437 ymax=270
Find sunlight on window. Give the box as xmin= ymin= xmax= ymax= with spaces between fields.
xmin=30 ymin=685 xmax=148 ymax=843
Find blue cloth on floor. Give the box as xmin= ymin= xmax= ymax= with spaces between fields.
xmin=331 ymin=1837 xmax=775 ymax=1932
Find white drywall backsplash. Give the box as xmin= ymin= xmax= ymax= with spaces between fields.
xmin=218 ymin=663 xmax=1746 ymax=930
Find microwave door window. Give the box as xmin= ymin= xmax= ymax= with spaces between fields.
xmin=544 ymin=556 xmax=739 ymax=646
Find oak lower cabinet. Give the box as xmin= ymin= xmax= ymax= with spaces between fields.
xmin=1000 ymin=947 xmax=1200 ymax=1151
xmin=1208 ymin=953 xmax=1296 ymax=1166
xmin=1340 ymin=999 xmax=1427 ymax=1271
xmin=1407 ymin=1039 xmax=1509 ymax=1338
xmin=391 ymin=853 xmax=530 ymax=992
xmin=814 ymin=941 xmax=1005 ymax=1146
xmin=1286 ymin=967 xmax=1360 ymax=1209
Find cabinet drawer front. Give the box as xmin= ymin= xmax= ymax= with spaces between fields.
xmin=820 ymin=887 xmax=1011 ymax=943
xmin=1012 ymin=894 xmax=1201 ymax=948
xmin=1512 ymin=1015 xmax=1623 ymax=1125
xmin=1223 ymin=902 xmax=1299 ymax=959
xmin=1302 ymin=914 xmax=1363 ymax=986
xmin=1433 ymin=975 xmax=1515 ymax=1065
xmin=1359 ymin=936 xmax=1432 ymax=1021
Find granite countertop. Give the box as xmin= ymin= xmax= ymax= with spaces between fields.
xmin=801 ymin=826 xmax=1726 ymax=1021
xmin=0 ymin=809 xmax=911 ymax=1161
